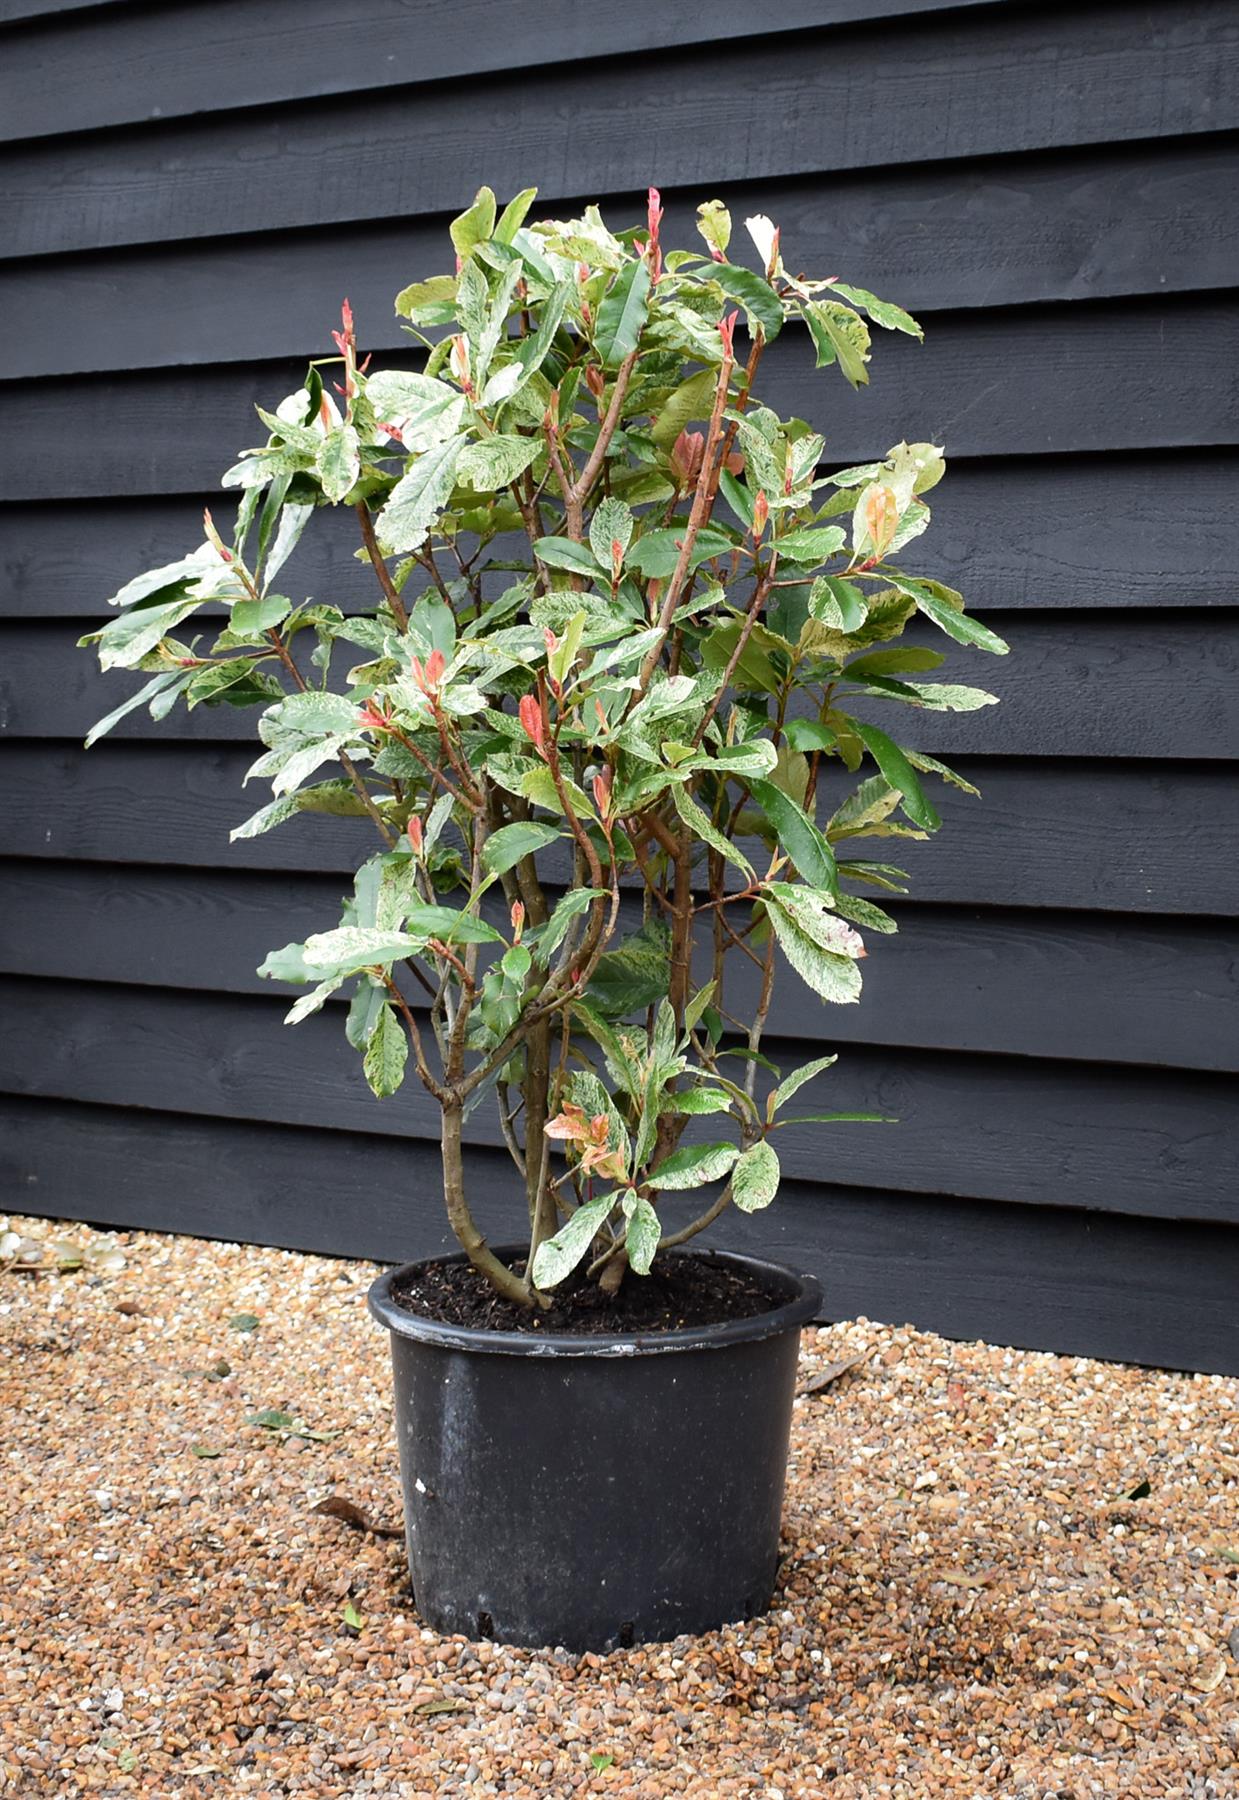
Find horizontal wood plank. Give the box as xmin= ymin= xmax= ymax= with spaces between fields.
xmin=4 ymin=1094 xmax=1236 ymax=1372
xmin=5 ymin=455 xmax=1235 ymax=619
xmin=2 ymin=4 xmax=1234 ymax=259
xmin=4 ymin=742 xmax=1235 ymax=915
xmin=0 ymin=977 xmax=1233 ymax=1225
xmin=9 ymin=137 xmax=1239 ymax=379
xmin=11 ymin=609 xmax=1236 ymax=760
xmin=5 ymin=298 xmax=1239 ymax=502
xmin=0 ymin=0 xmax=1006 ymax=144
xmin=2 ymin=859 xmax=1234 ymax=1073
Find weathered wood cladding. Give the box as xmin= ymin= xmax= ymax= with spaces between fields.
xmin=0 ymin=0 xmax=1235 ymax=1371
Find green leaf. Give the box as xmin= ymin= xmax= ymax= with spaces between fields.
xmin=747 ymin=779 xmax=837 ymax=893
xmin=709 ymin=262 xmax=784 ymax=339
xmin=594 ymin=257 xmax=651 ymax=368
xmin=831 ymin=281 xmax=923 ymax=340
xmin=623 ymin=1194 xmax=661 ymax=1275
xmin=851 ymin=720 xmax=941 ymax=832
xmin=587 ymin=919 xmax=672 ymax=1017
xmin=844 ymin=647 xmax=944 ymax=679
xmin=533 ymin=536 xmax=606 ymax=578
xmin=589 ymin=497 xmax=635 ymax=569
xmin=672 ymin=1087 xmax=733 ymax=1116
xmin=228 ymin=1312 xmax=260 ymax=1333
xmin=363 ymin=1004 xmax=408 ymax=1098
xmin=402 ymin=903 xmax=504 ymax=945
xmin=84 ymin=668 xmax=192 ymax=747
xmin=626 ymin=525 xmax=733 ymax=579
xmin=905 ymin=747 xmax=982 ymax=797
xmin=803 ymin=300 xmax=871 ymax=388
xmin=531 ymin=1191 xmax=614 ymax=1289
xmin=495 ymin=186 xmax=538 ymax=243
xmin=764 ymin=888 xmax=864 ymax=1005
xmin=482 ymin=820 xmax=563 ymax=875
xmin=867 ymin=680 xmax=1000 ymax=713
xmin=301 ymin=926 xmax=426 ymax=977
xmin=775 ymin=526 xmax=846 ymax=565
xmin=885 ymin=576 xmax=1009 ymax=656
xmin=646 ymin=1141 xmax=739 ymax=1191
xmin=650 ymin=368 xmax=717 ymax=449
xmin=376 ymin=435 xmax=464 ymax=555
xmin=809 ymin=575 xmax=868 ymax=634
xmin=731 ymin=1140 xmax=780 ymax=1212
xmin=95 ymin=595 xmax=205 ymax=671
xmin=316 ymin=424 xmax=361 ymax=503
xmin=230 ymin=782 xmax=371 ymax=841
xmin=535 ymin=888 xmax=607 ymax=968
xmin=696 ymin=199 xmax=731 ymax=257
xmin=104 ymin=545 xmax=220 ymax=610
xmin=771 ymin=1054 xmax=837 ymax=1115
xmin=457 ymin=433 xmax=540 ymax=491
xmin=783 ymin=718 xmax=836 ymax=754
xmin=450 ymin=186 xmax=497 ymax=260
xmin=230 ymin=593 xmax=290 ymax=635
xmin=393 ymin=274 xmax=457 ymax=323
xmin=670 ymin=783 xmax=752 ymax=877
xmin=364 ymin=371 xmax=465 ymax=450
xmin=342 ymin=1601 xmax=364 ymax=1633
xmin=777 ymin=1111 xmax=893 ymax=1125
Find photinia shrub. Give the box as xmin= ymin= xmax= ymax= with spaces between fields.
xmin=84 ymin=188 xmax=1006 ymax=1308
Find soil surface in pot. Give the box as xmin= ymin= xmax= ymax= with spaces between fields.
xmin=389 ymin=1251 xmax=782 ymax=1336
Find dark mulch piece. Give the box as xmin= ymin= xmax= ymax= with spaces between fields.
xmin=388 ymin=1250 xmax=782 ymax=1336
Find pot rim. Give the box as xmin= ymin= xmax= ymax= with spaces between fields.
xmin=367 ymin=1244 xmax=822 ymax=1358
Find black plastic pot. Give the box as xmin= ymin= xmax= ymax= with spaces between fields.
xmin=367 ymin=1246 xmax=821 ymax=1651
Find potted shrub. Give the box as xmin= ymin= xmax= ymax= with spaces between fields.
xmin=83 ymin=187 xmax=1006 ymax=1650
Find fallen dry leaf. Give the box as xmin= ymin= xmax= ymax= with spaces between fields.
xmin=800 ymin=1353 xmax=866 ymax=1395
xmin=1191 ymin=1658 xmax=1227 ymax=1694
xmin=414 ymin=1698 xmax=470 ymax=1717
xmin=312 ymin=1495 xmax=403 ymax=1539
xmin=937 ymin=1567 xmax=990 ymax=1590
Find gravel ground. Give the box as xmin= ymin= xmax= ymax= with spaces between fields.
xmin=1 ymin=1215 xmax=1236 ymax=1800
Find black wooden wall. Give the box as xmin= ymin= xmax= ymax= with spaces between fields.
xmin=1 ymin=0 xmax=1236 ymax=1374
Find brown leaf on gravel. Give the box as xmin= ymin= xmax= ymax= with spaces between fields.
xmin=114 ymin=1300 xmax=146 ymax=1317
xmin=312 ymin=1495 xmax=403 ymax=1539
xmin=937 ymin=1567 xmax=991 ymax=1590
xmin=413 ymin=1697 xmax=470 ymax=1717
xmin=800 ymin=1353 xmax=866 ymax=1394
xmin=1191 ymin=1658 xmax=1227 ymax=1694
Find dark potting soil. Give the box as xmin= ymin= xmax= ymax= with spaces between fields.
xmin=388 ymin=1251 xmax=784 ymax=1337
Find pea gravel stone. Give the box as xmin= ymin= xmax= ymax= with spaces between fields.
xmin=1 ymin=1215 xmax=1236 ymax=1797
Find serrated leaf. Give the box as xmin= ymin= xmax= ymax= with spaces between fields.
xmin=709 ymin=262 xmax=784 ymax=339
xmin=458 ymin=433 xmax=540 ymax=491
xmin=590 ymin=497 xmax=634 ymax=568
xmin=450 ymin=186 xmax=497 ymax=259
xmin=804 ymin=300 xmax=871 ymax=388
xmin=771 ymin=1054 xmax=839 ymax=1115
xmin=886 ymin=576 xmax=1010 ymax=656
xmin=731 ymin=1139 xmax=780 ymax=1212
xmin=809 ymin=575 xmax=868 ymax=634
xmin=624 ymin=1195 xmax=661 ymax=1275
xmin=364 ymin=1004 xmax=408 ymax=1098
xmin=316 ymin=424 xmax=361 ymax=503
xmin=764 ymin=888 xmax=864 ymax=1005
xmin=830 ymin=282 xmax=923 ymax=339
xmin=747 ymin=779 xmax=836 ymax=892
xmin=482 ymin=820 xmax=563 ymax=875
xmin=376 ymin=435 xmax=464 ymax=555
xmin=594 ymin=257 xmax=651 ymax=368
xmin=851 ymin=720 xmax=940 ymax=832
xmin=646 ymin=1141 xmax=739 ymax=1191
xmin=531 ymin=1190 xmax=614 ymax=1289
xmin=533 ymin=536 xmax=606 ymax=578
xmin=670 ymin=783 xmax=752 ymax=877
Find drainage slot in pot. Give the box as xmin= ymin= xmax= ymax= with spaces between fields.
xmin=618 ymin=1621 xmax=634 ymax=1648
xmin=476 ymin=1611 xmax=495 ymax=1641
